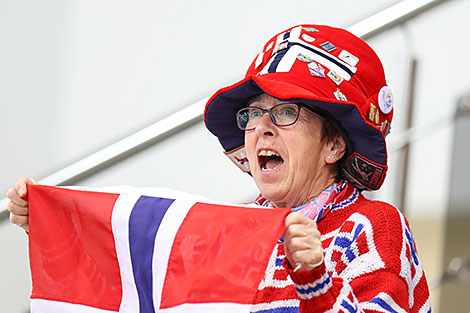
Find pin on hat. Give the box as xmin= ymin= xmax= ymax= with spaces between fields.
xmin=327 ymin=70 xmax=343 ymax=85
xmin=297 ymin=53 xmax=312 ymax=63
xmin=308 ymin=62 xmax=326 ymax=78
xmin=320 ymin=41 xmax=337 ymax=52
xmin=369 ymin=104 xmax=377 ymax=122
xmin=339 ymin=50 xmax=359 ymax=67
xmin=334 ymin=88 xmax=347 ymax=101
xmin=378 ymin=86 xmax=393 ymax=114
xmin=303 ymin=27 xmax=319 ymax=32
xmin=380 ymin=120 xmax=391 ymax=136
xmin=301 ymin=33 xmax=315 ymax=43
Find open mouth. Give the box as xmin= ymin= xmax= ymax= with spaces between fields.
xmin=258 ymin=149 xmax=284 ymax=172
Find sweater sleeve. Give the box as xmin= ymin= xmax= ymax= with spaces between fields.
xmin=283 ymin=203 xmax=431 ymax=313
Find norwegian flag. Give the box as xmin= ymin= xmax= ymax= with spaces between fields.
xmin=27 ymin=185 xmax=290 ymax=313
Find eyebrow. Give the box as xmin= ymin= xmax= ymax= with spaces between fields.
xmin=246 ymin=95 xmax=265 ymax=107
xmin=246 ymin=97 xmax=298 ymax=108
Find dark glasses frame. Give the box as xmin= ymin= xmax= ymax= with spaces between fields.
xmin=236 ymin=103 xmax=325 ymax=131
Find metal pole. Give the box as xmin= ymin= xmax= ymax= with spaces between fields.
xmin=347 ymin=0 xmax=449 ymax=39
xmin=395 ymin=58 xmax=418 ymax=214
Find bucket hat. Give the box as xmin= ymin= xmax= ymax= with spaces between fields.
xmin=204 ymin=24 xmax=393 ymax=190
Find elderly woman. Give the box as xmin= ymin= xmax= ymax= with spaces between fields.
xmin=8 ymin=25 xmax=430 ymax=312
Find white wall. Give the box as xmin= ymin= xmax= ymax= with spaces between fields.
xmin=1 ymin=0 xmax=469 ymax=312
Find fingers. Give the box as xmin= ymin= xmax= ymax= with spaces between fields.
xmin=286 ymin=232 xmax=322 ymax=251
xmin=284 ymin=231 xmax=322 ymax=264
xmin=284 ymin=212 xmax=319 ymax=239
xmin=10 ymin=213 xmax=29 ymax=232
xmin=7 ymin=200 xmax=29 ymax=216
xmin=6 ymin=187 xmax=28 ymax=207
xmin=6 ymin=177 xmax=34 ymax=206
xmin=289 ymin=243 xmax=323 ymax=265
xmin=284 ymin=212 xmax=323 ymax=271
xmin=6 ymin=176 xmax=35 ymax=231
xmin=16 ymin=176 xmax=36 ymax=198
xmin=285 ymin=223 xmax=320 ymax=240
xmin=284 ymin=211 xmax=312 ymax=227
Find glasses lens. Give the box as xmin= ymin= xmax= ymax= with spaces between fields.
xmin=237 ymin=107 xmax=263 ymax=130
xmin=271 ymin=103 xmax=300 ymax=126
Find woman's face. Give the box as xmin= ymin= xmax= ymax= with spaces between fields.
xmin=244 ymin=94 xmax=337 ymax=208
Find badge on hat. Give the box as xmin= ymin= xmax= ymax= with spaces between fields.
xmin=301 ymin=33 xmax=315 ymax=43
xmin=327 ymin=70 xmax=343 ymax=85
xmin=378 ymin=86 xmax=393 ymax=114
xmin=344 ymin=153 xmax=385 ymax=190
xmin=224 ymin=146 xmax=250 ymax=173
xmin=320 ymin=41 xmax=337 ymax=52
xmin=303 ymin=27 xmax=319 ymax=32
xmin=334 ymin=88 xmax=347 ymax=101
xmin=369 ymin=103 xmax=377 ymax=122
xmin=380 ymin=120 xmax=391 ymax=137
xmin=339 ymin=50 xmax=359 ymax=67
xmin=297 ymin=53 xmax=312 ymax=63
xmin=308 ymin=62 xmax=326 ymax=78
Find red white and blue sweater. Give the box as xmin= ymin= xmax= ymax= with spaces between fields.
xmin=251 ymin=182 xmax=431 ymax=313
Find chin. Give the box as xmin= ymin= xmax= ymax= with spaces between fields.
xmin=256 ymin=184 xmax=289 ymax=207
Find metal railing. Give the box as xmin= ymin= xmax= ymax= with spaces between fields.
xmin=0 ymin=0 xmax=451 ymax=221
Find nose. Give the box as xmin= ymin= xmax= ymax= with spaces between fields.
xmin=255 ymin=112 xmax=277 ymax=137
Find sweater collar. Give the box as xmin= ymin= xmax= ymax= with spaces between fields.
xmin=254 ymin=180 xmax=353 ymax=222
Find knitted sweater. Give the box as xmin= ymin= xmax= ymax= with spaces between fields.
xmin=251 ymin=182 xmax=431 ymax=313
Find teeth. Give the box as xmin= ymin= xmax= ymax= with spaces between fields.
xmin=258 ymin=149 xmax=280 ymax=157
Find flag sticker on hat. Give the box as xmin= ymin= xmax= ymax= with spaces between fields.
xmin=378 ymin=86 xmax=393 ymax=114
xmin=320 ymin=41 xmax=337 ymax=52
xmin=327 ymin=70 xmax=343 ymax=85
xmin=301 ymin=33 xmax=315 ymax=43
xmin=334 ymin=88 xmax=347 ymax=101
xmin=339 ymin=50 xmax=359 ymax=67
xmin=308 ymin=62 xmax=326 ymax=78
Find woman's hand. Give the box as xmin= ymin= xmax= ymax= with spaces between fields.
xmin=6 ymin=176 xmax=36 ymax=232
xmin=284 ymin=212 xmax=324 ymax=272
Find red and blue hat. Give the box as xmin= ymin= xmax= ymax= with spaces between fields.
xmin=204 ymin=24 xmax=394 ymax=190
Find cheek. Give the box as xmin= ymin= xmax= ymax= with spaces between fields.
xmin=286 ymin=129 xmax=324 ymax=166
xmin=244 ymin=132 xmax=256 ymax=162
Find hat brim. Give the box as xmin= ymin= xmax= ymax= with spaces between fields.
xmin=204 ymin=74 xmax=387 ymax=167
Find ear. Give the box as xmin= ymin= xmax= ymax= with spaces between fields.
xmin=324 ymin=134 xmax=346 ymax=164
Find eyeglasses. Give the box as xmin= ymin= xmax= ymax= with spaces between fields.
xmin=236 ymin=103 xmax=321 ymax=131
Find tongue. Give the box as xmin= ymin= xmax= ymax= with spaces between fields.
xmin=265 ymin=158 xmax=283 ymax=170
